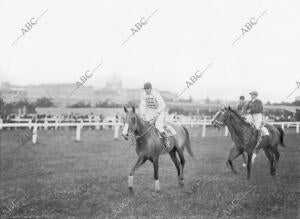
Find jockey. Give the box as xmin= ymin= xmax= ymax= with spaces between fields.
xmin=245 ymin=91 xmax=269 ymax=161
xmin=237 ymin=95 xmax=246 ymax=115
xmin=237 ymin=95 xmax=247 ymax=167
xmin=140 ymin=82 xmax=170 ymax=148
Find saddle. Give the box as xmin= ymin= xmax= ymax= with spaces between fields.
xmin=242 ymin=116 xmax=270 ymax=136
xmin=156 ymin=125 xmax=177 ymax=154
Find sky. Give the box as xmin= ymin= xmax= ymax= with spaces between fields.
xmin=0 ymin=0 xmax=299 ymax=103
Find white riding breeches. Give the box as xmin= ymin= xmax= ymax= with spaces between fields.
xmin=144 ymin=111 xmax=165 ymax=133
xmin=245 ymin=113 xmax=269 ymax=136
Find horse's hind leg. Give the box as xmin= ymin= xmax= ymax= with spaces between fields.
xmin=169 ymin=148 xmax=182 ymax=187
xmin=270 ymin=146 xmax=280 ymax=176
xmin=152 ymin=156 xmax=160 ymax=191
xmin=274 ymin=150 xmax=280 ymax=162
xmin=227 ymin=147 xmax=243 ymax=175
xmin=263 ymin=148 xmax=275 ymax=176
xmin=128 ymin=156 xmax=147 ymax=192
xmin=176 ymin=149 xmax=185 ymax=186
xmin=242 ymin=151 xmax=247 ymax=167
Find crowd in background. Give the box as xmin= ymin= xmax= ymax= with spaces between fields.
xmin=0 ymin=108 xmax=296 ymax=124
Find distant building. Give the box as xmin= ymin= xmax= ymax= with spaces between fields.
xmin=0 ymin=77 xmax=177 ymax=107
xmin=0 ymin=82 xmax=93 ymax=107
xmin=0 ymin=82 xmax=27 ymax=103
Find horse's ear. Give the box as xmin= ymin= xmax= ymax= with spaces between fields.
xmin=124 ymin=106 xmax=128 ymax=113
xmin=132 ymin=106 xmax=135 ymax=113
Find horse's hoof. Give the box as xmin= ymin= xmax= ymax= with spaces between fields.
xmin=232 ymin=170 xmax=238 ymax=175
xmin=128 ymin=187 xmax=134 ymax=193
xmin=154 ymin=188 xmax=160 ymax=193
xmin=178 ymin=180 xmax=184 ymax=187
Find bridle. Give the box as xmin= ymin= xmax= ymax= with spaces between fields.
xmin=129 ymin=124 xmax=154 ymax=140
xmin=213 ymin=110 xmax=230 ymax=127
xmin=126 ymin=117 xmax=156 ymax=146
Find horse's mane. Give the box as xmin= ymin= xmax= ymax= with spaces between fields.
xmin=134 ymin=113 xmax=154 ymax=134
xmin=228 ymin=108 xmax=249 ymax=125
xmin=135 ymin=113 xmax=149 ymax=126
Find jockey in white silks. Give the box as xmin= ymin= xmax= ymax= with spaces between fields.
xmin=244 ymin=91 xmax=269 ymax=162
xmin=139 ymin=82 xmax=170 ymax=147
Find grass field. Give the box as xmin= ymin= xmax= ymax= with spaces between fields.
xmin=0 ymin=127 xmax=299 ymax=218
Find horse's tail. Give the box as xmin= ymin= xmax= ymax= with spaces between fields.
xmin=276 ymin=126 xmax=286 ymax=147
xmin=182 ymin=126 xmax=194 ymax=157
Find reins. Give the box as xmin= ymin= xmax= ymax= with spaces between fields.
xmin=134 ymin=125 xmax=154 ymax=139
xmin=126 ymin=118 xmax=156 ymax=148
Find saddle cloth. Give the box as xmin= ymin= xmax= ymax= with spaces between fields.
xmin=157 ymin=124 xmax=177 ymax=137
xmin=163 ymin=124 xmax=177 ymax=137
xmin=261 ymin=125 xmax=269 ymax=136
xmin=249 ymin=123 xmax=269 ymax=136
xmin=243 ymin=115 xmax=269 ymax=136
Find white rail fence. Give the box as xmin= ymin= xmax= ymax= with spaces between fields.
xmin=0 ymin=119 xmax=299 ymax=144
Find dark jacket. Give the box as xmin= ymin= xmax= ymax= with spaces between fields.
xmin=245 ymin=99 xmax=263 ymax=114
xmin=237 ymin=101 xmax=246 ymax=114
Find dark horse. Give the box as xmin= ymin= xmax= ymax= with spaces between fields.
xmin=121 ymin=106 xmax=194 ymax=192
xmin=212 ymin=107 xmax=286 ymax=180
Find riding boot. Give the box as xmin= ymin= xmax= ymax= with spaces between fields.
xmin=252 ymin=130 xmax=265 ymax=163
xmin=161 ymin=132 xmax=170 ymax=148
xmin=251 ymin=129 xmax=263 ymax=163
xmin=254 ymin=135 xmax=267 ymax=153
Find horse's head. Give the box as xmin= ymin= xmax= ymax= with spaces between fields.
xmin=212 ymin=106 xmax=231 ymax=128
xmin=122 ymin=106 xmax=139 ymax=140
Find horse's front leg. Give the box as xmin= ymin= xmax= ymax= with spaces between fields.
xmin=153 ymin=156 xmax=160 ymax=192
xmin=247 ymin=152 xmax=253 ymax=180
xmin=227 ymin=146 xmax=243 ymax=174
xmin=263 ymin=147 xmax=275 ymax=176
xmin=128 ymin=156 xmax=147 ymax=192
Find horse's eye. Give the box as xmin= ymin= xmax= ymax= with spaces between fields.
xmin=131 ymin=117 xmax=136 ymax=124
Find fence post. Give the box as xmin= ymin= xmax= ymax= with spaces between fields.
xmin=0 ymin=118 xmax=2 ymax=130
xmin=89 ymin=118 xmax=92 ymax=130
xmin=202 ymin=118 xmax=206 ymax=137
xmin=29 ymin=120 xmax=32 ymax=129
xmin=114 ymin=122 xmax=120 ymax=140
xmin=32 ymin=124 xmax=37 ymax=144
xmin=76 ymin=124 xmax=81 ymax=141
xmin=224 ymin=126 xmax=229 ymax=136
xmin=44 ymin=117 xmax=48 ymax=130
xmin=55 ymin=119 xmax=58 ymax=130
xmin=96 ymin=116 xmax=100 ymax=130
xmin=296 ymin=123 xmax=299 ymax=133
xmin=80 ymin=119 xmax=83 ymax=129
xmin=281 ymin=123 xmax=284 ymax=130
